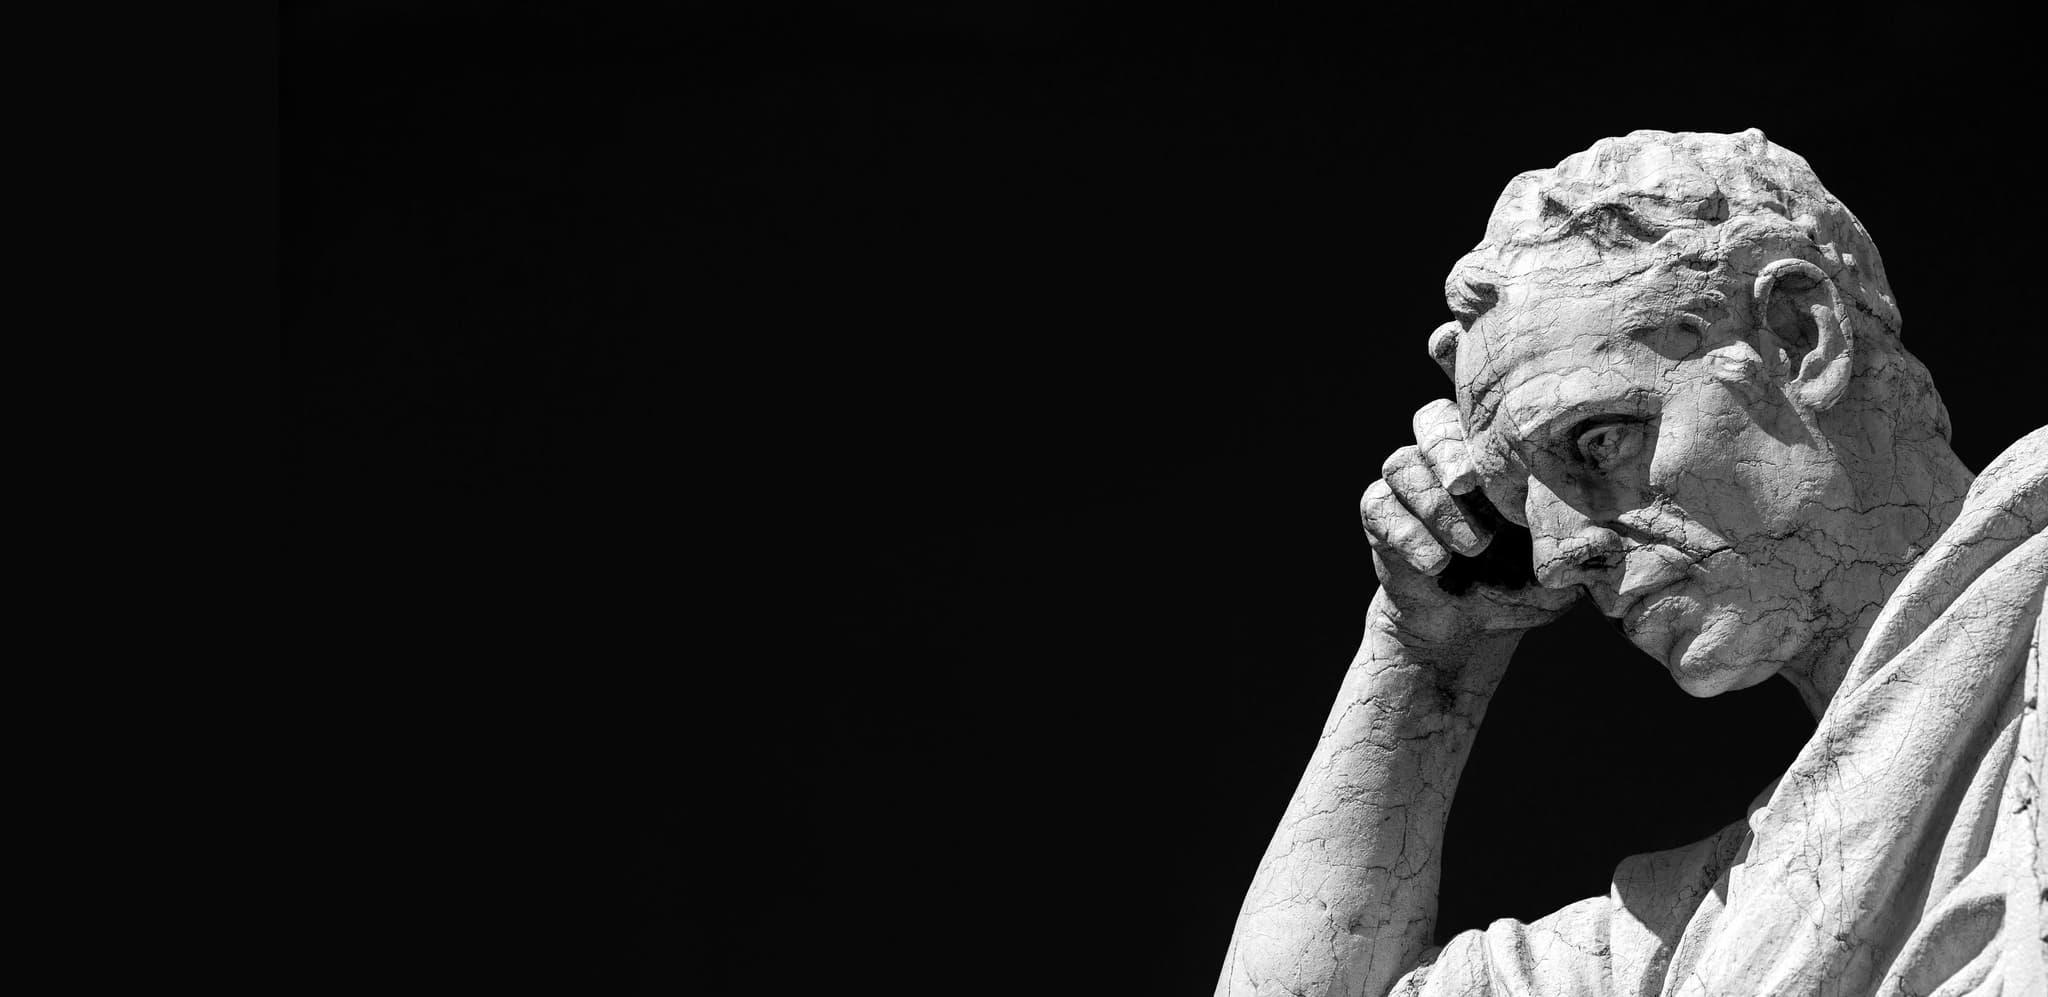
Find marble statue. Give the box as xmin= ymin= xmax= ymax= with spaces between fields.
xmin=1215 ymin=130 xmax=2047 ymax=997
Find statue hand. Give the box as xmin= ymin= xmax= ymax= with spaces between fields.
xmin=1362 ymin=400 xmax=1581 ymax=648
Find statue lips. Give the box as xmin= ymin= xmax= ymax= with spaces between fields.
xmin=1613 ymin=580 xmax=1685 ymax=623
xmin=1601 ymin=544 xmax=1698 ymax=621
xmin=1601 ymin=544 xmax=1701 ymax=663
xmin=1620 ymin=582 xmax=1696 ymax=664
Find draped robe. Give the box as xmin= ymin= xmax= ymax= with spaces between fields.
xmin=1395 ymin=426 xmax=2048 ymax=997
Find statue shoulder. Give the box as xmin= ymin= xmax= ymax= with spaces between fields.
xmin=1964 ymin=425 xmax=2048 ymax=520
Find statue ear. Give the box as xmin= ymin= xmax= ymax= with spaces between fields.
xmin=1752 ymin=258 xmax=1854 ymax=411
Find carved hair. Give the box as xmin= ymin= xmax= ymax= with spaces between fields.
xmin=1437 ymin=129 xmax=1946 ymax=440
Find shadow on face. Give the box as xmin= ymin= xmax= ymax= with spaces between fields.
xmin=1456 ymin=271 xmax=1855 ymax=694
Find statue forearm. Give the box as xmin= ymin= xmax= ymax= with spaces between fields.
xmin=1216 ymin=590 xmax=1521 ymax=997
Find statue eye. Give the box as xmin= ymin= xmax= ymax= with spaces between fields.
xmin=1574 ymin=420 xmax=1644 ymax=470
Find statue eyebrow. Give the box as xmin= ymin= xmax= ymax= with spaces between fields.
xmin=1461 ymin=293 xmax=1688 ymax=435
xmin=1612 ymin=305 xmax=1678 ymax=341
xmin=1499 ymin=389 xmax=1658 ymax=451
xmin=1600 ymin=296 xmax=1719 ymax=351
xmin=1459 ymin=342 xmax=1517 ymax=436
xmin=1465 ymin=335 xmax=1632 ymax=435
xmin=1465 ymin=374 xmax=1510 ymax=436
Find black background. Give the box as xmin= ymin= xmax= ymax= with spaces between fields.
xmin=285 ymin=6 xmax=2043 ymax=994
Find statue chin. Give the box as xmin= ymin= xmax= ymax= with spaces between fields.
xmin=1658 ymin=600 xmax=1811 ymax=698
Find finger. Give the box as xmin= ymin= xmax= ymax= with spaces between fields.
xmin=1382 ymin=446 xmax=1491 ymax=556
xmin=1361 ymin=477 xmax=1451 ymax=575
xmin=1411 ymin=399 xmax=1481 ymax=495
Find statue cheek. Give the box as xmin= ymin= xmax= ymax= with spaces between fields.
xmin=1644 ymin=409 xmax=1777 ymax=540
xmin=1645 ymin=438 xmax=1705 ymax=520
xmin=1646 ymin=403 xmax=1746 ymax=496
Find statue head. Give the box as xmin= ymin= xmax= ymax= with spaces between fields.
xmin=1435 ymin=129 xmax=1956 ymax=697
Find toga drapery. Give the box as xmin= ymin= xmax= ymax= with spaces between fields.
xmin=1395 ymin=426 xmax=2048 ymax=997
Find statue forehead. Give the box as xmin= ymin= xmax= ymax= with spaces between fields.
xmin=1452 ymin=273 xmax=1688 ymax=431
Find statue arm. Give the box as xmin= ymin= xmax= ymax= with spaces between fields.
xmin=1216 ymin=588 xmax=1521 ymax=997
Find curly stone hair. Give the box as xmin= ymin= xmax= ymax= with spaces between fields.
xmin=1435 ymin=129 xmax=1947 ymax=442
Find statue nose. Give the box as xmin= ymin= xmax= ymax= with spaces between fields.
xmin=1525 ymin=477 xmax=1625 ymax=590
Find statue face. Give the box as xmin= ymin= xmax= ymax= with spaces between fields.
xmin=1456 ymin=263 xmax=1860 ymax=696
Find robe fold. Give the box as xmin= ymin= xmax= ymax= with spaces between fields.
xmin=1395 ymin=426 xmax=2048 ymax=997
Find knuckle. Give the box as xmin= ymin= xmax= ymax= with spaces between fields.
xmin=1413 ymin=398 xmax=1455 ymax=425
xmin=1381 ymin=446 xmax=1423 ymax=480
xmin=1441 ymin=503 xmax=1474 ymax=536
xmin=1360 ymin=480 xmax=1392 ymax=522
xmin=1413 ymin=398 xmax=1458 ymax=432
xmin=1388 ymin=460 xmax=1445 ymax=502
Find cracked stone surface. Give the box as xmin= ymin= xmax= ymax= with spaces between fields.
xmin=1214 ymin=130 xmax=2048 ymax=997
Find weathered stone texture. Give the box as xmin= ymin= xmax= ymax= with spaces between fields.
xmin=1216 ymin=130 xmax=2048 ymax=997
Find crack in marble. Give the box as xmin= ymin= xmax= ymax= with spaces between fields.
xmin=1215 ymin=130 xmax=2048 ymax=997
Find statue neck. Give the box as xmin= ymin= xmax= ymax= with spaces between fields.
xmin=1775 ymin=434 xmax=1975 ymax=719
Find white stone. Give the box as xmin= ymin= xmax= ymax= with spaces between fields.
xmin=1215 ymin=129 xmax=2048 ymax=997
